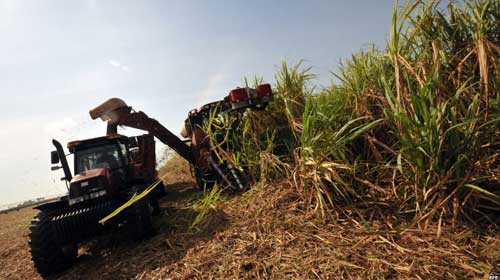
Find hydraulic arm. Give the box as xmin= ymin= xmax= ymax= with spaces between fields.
xmin=89 ymin=99 xmax=194 ymax=165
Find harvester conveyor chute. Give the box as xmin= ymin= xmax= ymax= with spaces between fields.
xmin=89 ymin=98 xmax=195 ymax=165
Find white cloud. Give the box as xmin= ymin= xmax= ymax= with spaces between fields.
xmin=0 ymin=0 xmax=21 ymax=29
xmin=86 ymin=0 xmax=97 ymax=10
xmin=108 ymin=59 xmax=131 ymax=72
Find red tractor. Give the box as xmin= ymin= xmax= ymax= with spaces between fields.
xmin=29 ymin=84 xmax=273 ymax=276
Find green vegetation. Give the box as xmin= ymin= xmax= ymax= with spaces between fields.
xmin=190 ymin=184 xmax=224 ymax=229
xmin=206 ymin=0 xmax=500 ymax=229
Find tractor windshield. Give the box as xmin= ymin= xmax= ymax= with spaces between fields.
xmin=75 ymin=143 xmax=128 ymax=174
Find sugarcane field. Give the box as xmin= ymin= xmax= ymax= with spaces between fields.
xmin=0 ymin=1 xmax=498 ymax=279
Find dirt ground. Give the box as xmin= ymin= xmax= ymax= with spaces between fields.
xmin=0 ymin=160 xmax=498 ymax=279
xmin=0 ymin=179 xmax=216 ymax=280
xmin=0 ymin=206 xmax=39 ymax=279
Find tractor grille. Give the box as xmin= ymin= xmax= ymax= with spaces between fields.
xmin=51 ymin=201 xmax=114 ymax=244
xmin=69 ymin=177 xmax=106 ymax=199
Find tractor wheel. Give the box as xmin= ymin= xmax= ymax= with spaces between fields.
xmin=126 ymin=199 xmax=153 ymax=241
xmin=29 ymin=210 xmax=78 ymax=277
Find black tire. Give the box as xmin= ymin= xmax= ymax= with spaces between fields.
xmin=150 ymin=195 xmax=162 ymax=216
xmin=126 ymin=199 xmax=153 ymax=241
xmin=29 ymin=210 xmax=78 ymax=277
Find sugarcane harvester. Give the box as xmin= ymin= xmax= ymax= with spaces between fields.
xmin=29 ymin=84 xmax=273 ymax=277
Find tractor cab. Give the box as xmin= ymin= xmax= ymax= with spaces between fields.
xmin=69 ymin=135 xmax=129 ymax=174
xmin=64 ymin=134 xmax=130 ymax=206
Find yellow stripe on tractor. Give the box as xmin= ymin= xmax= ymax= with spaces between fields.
xmin=99 ymin=179 xmax=163 ymax=225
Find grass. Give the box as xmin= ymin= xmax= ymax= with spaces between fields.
xmin=152 ymin=182 xmax=499 ymax=279
xmin=161 ymin=4 xmax=499 ymax=278
xmin=202 ymin=0 xmax=500 ymax=229
xmin=190 ymin=184 xmax=224 ymax=229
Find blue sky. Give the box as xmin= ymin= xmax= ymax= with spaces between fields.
xmin=0 ymin=0 xmax=394 ymax=206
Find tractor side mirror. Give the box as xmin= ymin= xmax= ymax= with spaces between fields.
xmin=51 ymin=150 xmax=60 ymax=164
